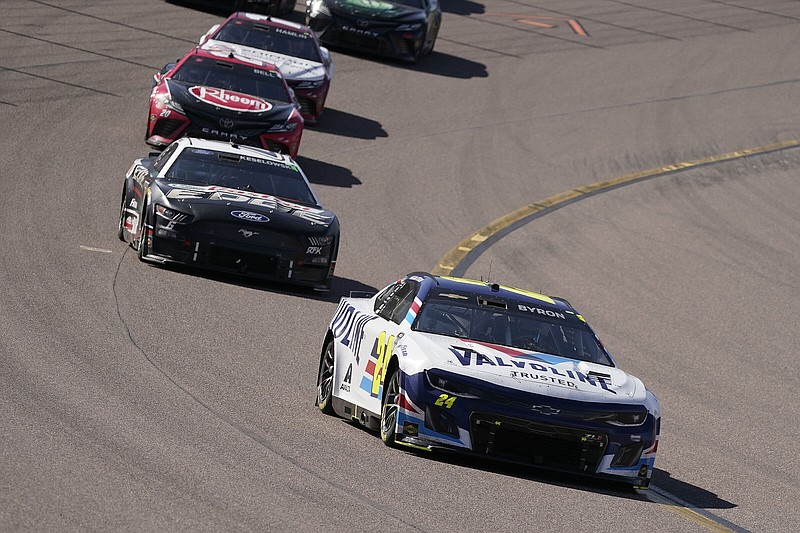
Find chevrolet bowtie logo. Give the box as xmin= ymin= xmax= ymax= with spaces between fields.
xmin=530 ymin=405 xmax=560 ymax=415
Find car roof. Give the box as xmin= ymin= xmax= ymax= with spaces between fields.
xmin=174 ymin=137 xmax=296 ymax=165
xmin=186 ymin=47 xmax=282 ymax=72
xmin=411 ymin=273 xmax=577 ymax=314
xmin=228 ymin=12 xmax=311 ymax=33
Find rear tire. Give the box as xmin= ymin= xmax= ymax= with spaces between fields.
xmin=316 ymin=340 xmax=336 ymax=415
xmin=380 ymin=369 xmax=401 ymax=446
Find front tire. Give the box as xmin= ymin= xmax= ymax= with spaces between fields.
xmin=136 ymin=201 xmax=150 ymax=260
xmin=316 ymin=340 xmax=336 ymax=415
xmin=380 ymin=369 xmax=401 ymax=446
xmin=117 ymin=188 xmax=128 ymax=242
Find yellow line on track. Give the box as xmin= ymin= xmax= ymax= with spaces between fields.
xmin=643 ymin=488 xmax=740 ymax=533
xmin=432 ymin=139 xmax=800 ymax=277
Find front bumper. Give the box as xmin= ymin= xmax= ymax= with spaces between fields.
xmin=392 ymin=369 xmax=658 ymax=487
xmin=307 ymin=13 xmax=425 ymax=62
xmin=141 ymin=218 xmax=335 ymax=290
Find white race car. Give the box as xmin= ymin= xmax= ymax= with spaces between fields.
xmin=316 ymin=273 xmax=660 ymax=488
xmin=199 ymin=12 xmax=333 ymax=124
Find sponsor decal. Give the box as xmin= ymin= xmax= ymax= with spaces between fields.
xmin=129 ymin=199 xmax=138 ymax=209
xmin=231 ymin=210 xmax=270 ymax=222
xmin=189 ymin=86 xmax=273 ymax=113
xmin=341 ymin=25 xmax=379 ymax=37
xmin=403 ymin=422 xmax=419 ymax=436
xmin=449 ymin=346 xmax=617 ymax=394
xmin=306 ymin=246 xmax=322 ymax=255
xmin=165 ymin=184 xmax=332 ymax=225
xmin=330 ymin=302 xmax=378 ymax=363
xmin=239 ymin=228 xmax=259 ymax=238
xmin=190 ymin=149 xmax=215 ymax=155
xmin=347 ymin=0 xmax=394 ymax=9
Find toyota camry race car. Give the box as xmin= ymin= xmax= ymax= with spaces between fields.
xmin=147 ymin=48 xmax=304 ymax=157
xmin=118 ymin=138 xmax=338 ymax=290
xmin=316 ymin=274 xmax=660 ymax=487
xmin=199 ymin=13 xmax=333 ymax=123
xmin=305 ymin=0 xmax=441 ymax=63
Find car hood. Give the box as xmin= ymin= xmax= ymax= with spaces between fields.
xmin=166 ymin=79 xmax=294 ymax=121
xmin=404 ymin=332 xmax=645 ymax=403
xmin=201 ymin=41 xmax=327 ymax=82
xmin=155 ymin=181 xmax=336 ymax=230
xmin=328 ymin=0 xmax=423 ymax=20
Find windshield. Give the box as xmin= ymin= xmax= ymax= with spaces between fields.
xmin=163 ymin=148 xmax=317 ymax=206
xmin=413 ymin=296 xmax=612 ymax=366
xmin=171 ymin=56 xmax=291 ymax=103
xmin=216 ymin=21 xmax=321 ymax=63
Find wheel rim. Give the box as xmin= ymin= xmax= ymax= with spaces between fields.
xmin=380 ymin=372 xmax=399 ymax=440
xmin=317 ymin=343 xmax=334 ymax=406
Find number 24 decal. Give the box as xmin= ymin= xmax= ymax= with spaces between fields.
xmin=435 ymin=393 xmax=456 ymax=408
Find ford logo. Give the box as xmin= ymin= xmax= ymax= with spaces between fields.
xmin=231 ymin=210 xmax=270 ymax=223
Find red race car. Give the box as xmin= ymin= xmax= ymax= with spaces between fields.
xmin=147 ymin=48 xmax=304 ymax=158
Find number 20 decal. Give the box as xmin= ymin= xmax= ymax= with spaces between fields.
xmin=434 ymin=394 xmax=456 ymax=408
xmin=370 ymin=331 xmax=394 ymax=397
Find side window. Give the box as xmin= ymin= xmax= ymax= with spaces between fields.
xmin=153 ymin=142 xmax=180 ymax=174
xmin=374 ymin=280 xmax=419 ymax=324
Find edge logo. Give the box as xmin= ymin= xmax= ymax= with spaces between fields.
xmin=231 ymin=210 xmax=270 ymax=223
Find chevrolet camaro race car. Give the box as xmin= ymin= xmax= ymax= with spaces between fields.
xmin=316 ymin=274 xmax=660 ymax=487
xmin=118 ymin=137 xmax=339 ymax=290
xmin=199 ymin=13 xmax=333 ymax=123
xmin=305 ymin=0 xmax=441 ymax=63
xmin=147 ymin=48 xmax=304 ymax=157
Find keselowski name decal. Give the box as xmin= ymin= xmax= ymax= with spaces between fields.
xmin=165 ymin=184 xmax=332 ymax=225
xmin=448 ymin=346 xmax=616 ymax=394
xmin=189 ymin=86 xmax=273 ymax=113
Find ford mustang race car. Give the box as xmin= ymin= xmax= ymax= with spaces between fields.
xmin=147 ymin=48 xmax=304 ymax=157
xmin=118 ymin=137 xmax=338 ymax=290
xmin=305 ymin=0 xmax=441 ymax=63
xmin=316 ymin=274 xmax=660 ymax=487
xmin=199 ymin=13 xmax=333 ymax=123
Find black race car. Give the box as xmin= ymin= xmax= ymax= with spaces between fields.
xmin=118 ymin=137 xmax=339 ymax=290
xmin=305 ymin=0 xmax=441 ymax=63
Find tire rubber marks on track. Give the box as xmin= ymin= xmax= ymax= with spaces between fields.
xmin=484 ymin=13 xmax=589 ymax=36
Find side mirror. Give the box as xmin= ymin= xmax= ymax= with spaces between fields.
xmin=319 ymin=46 xmax=331 ymax=66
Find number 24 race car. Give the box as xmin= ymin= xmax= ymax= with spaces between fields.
xmin=316 ymin=273 xmax=660 ymax=488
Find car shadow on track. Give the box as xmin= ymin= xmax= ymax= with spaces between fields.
xmin=651 ymin=468 xmax=737 ymax=510
xmin=141 ymin=261 xmax=377 ymax=303
xmin=295 ymin=155 xmax=362 ymax=187
xmin=440 ymin=0 xmax=485 ymax=15
xmin=308 ymin=108 xmax=387 ymax=140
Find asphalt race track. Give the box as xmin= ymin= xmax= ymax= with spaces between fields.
xmin=1 ymin=1 xmax=799 ymax=531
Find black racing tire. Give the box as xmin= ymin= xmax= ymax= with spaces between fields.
xmin=379 ymin=368 xmax=401 ymax=446
xmin=136 ymin=200 xmax=149 ymax=260
xmin=316 ymin=340 xmax=336 ymax=415
xmin=117 ymin=188 xmax=128 ymax=242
